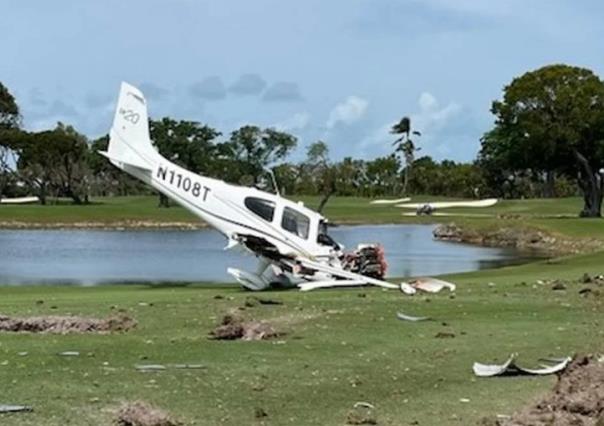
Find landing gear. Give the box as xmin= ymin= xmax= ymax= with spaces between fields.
xmin=227 ymin=258 xmax=295 ymax=291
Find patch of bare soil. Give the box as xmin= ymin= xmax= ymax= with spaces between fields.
xmin=433 ymin=223 xmax=603 ymax=255
xmin=346 ymin=405 xmax=378 ymax=425
xmin=496 ymin=355 xmax=604 ymax=426
xmin=116 ymin=401 xmax=181 ymax=426
xmin=0 ymin=313 xmax=136 ymax=334
xmin=209 ymin=314 xmax=282 ymax=341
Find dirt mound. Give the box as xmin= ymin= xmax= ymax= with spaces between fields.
xmin=116 ymin=401 xmax=180 ymax=426
xmin=433 ymin=223 xmax=603 ymax=254
xmin=209 ymin=314 xmax=282 ymax=341
xmin=0 ymin=313 xmax=136 ymax=334
xmin=498 ymin=355 xmax=604 ymax=425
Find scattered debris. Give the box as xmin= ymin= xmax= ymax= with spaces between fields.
xmin=497 ymin=355 xmax=604 ymax=425
xmin=473 ymin=354 xmax=572 ymax=377
xmin=254 ymin=407 xmax=268 ymax=419
xmin=116 ymin=401 xmax=181 ymax=426
xmin=255 ymin=297 xmax=283 ymax=306
xmin=0 ymin=405 xmax=33 ymax=414
xmin=244 ymin=296 xmax=284 ymax=307
xmin=408 ymin=277 xmax=456 ymax=294
xmin=209 ymin=314 xmax=282 ymax=341
xmin=135 ymin=364 xmax=206 ymax=372
xmin=396 ymin=312 xmax=430 ymax=322
xmin=171 ymin=364 xmax=206 ymax=370
xmin=58 ymin=351 xmax=80 ymax=357
xmin=354 ymin=402 xmax=375 ymax=410
xmin=347 ymin=402 xmax=377 ymax=425
xmin=135 ymin=365 xmax=167 ymax=372
xmin=0 ymin=313 xmax=136 ymax=334
xmin=550 ymin=280 xmax=567 ymax=291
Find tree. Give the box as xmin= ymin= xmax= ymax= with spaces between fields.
xmin=0 ymin=82 xmax=21 ymax=200
xmin=391 ymin=116 xmax=420 ymax=194
xmin=365 ymin=155 xmax=401 ymax=196
xmin=88 ymin=135 xmax=146 ymax=196
xmin=149 ymin=118 xmax=221 ymax=207
xmin=17 ymin=123 xmax=90 ymax=204
xmin=304 ymin=141 xmax=336 ymax=213
xmin=225 ymin=125 xmax=297 ymax=185
xmin=488 ymin=64 xmax=604 ymax=216
xmin=0 ymin=82 xmax=20 ymax=130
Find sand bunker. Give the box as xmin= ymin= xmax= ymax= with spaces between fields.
xmin=498 ymin=355 xmax=604 ymax=425
xmin=209 ymin=314 xmax=282 ymax=341
xmin=0 ymin=313 xmax=136 ymax=334
xmin=116 ymin=401 xmax=180 ymax=426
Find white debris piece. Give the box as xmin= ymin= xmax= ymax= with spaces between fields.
xmin=353 ymin=402 xmax=375 ymax=409
xmin=369 ymin=197 xmax=411 ymax=205
xmin=0 ymin=405 xmax=33 ymax=413
xmin=399 ymin=283 xmax=417 ymax=295
xmin=473 ymin=354 xmax=572 ymax=377
xmin=410 ymin=277 xmax=456 ymax=293
xmin=396 ymin=312 xmax=430 ymax=322
xmin=135 ymin=364 xmax=166 ymax=372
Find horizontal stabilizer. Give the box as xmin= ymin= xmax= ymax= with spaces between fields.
xmin=98 ymin=149 xmax=152 ymax=171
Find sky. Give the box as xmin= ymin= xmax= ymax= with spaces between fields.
xmin=2 ymin=0 xmax=604 ymax=163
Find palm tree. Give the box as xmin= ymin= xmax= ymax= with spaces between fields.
xmin=391 ymin=116 xmax=421 ymax=194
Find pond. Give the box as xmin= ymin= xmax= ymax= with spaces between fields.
xmin=0 ymin=225 xmax=539 ymax=286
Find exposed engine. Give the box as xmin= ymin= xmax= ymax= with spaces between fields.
xmin=341 ymin=244 xmax=388 ymax=280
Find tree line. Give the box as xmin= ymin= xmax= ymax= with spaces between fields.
xmin=1 ymin=63 xmax=604 ymax=216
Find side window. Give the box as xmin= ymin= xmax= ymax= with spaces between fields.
xmin=281 ymin=207 xmax=310 ymax=239
xmin=244 ymin=197 xmax=275 ymax=222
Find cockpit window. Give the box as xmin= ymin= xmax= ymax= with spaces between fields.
xmin=317 ymin=220 xmax=340 ymax=249
xmin=244 ymin=197 xmax=275 ymax=222
xmin=281 ymin=207 xmax=310 ymax=239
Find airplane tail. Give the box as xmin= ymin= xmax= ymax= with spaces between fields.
xmin=100 ymin=82 xmax=158 ymax=171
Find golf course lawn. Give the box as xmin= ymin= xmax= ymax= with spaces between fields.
xmin=0 ymin=194 xmax=597 ymax=228
xmin=0 ymin=196 xmax=603 ymax=425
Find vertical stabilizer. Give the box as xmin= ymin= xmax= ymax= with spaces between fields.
xmin=101 ymin=82 xmax=157 ymax=171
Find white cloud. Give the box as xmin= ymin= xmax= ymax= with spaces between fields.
xmin=326 ymin=96 xmax=368 ymax=128
xmin=272 ymin=112 xmax=311 ymax=132
xmin=411 ymin=91 xmax=461 ymax=135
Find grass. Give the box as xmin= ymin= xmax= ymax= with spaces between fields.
xmin=0 ymin=196 xmax=604 ymax=424
xmin=0 ymin=194 xmax=599 ymax=227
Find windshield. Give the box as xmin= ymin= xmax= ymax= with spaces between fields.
xmin=281 ymin=207 xmax=310 ymax=239
xmin=317 ymin=220 xmax=339 ymax=249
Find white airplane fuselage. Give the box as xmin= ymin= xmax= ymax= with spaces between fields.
xmin=123 ymin=157 xmax=334 ymax=261
xmin=104 ymin=82 xmax=398 ymax=292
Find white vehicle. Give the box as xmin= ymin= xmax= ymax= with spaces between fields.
xmin=101 ymin=82 xmax=399 ymax=292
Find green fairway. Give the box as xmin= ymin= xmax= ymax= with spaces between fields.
xmin=0 ymin=196 xmax=603 ymax=424
xmin=0 ymin=257 xmax=603 ymax=425
xmin=0 ymin=194 xmax=598 ymax=228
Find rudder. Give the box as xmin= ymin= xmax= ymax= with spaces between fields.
xmin=101 ymin=82 xmax=157 ymax=171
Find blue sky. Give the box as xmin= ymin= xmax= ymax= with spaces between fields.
xmin=2 ymin=0 xmax=603 ymax=162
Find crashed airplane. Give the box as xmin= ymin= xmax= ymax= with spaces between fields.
xmin=101 ymin=82 xmax=406 ymax=292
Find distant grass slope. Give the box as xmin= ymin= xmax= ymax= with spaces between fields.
xmin=0 ymin=195 xmax=598 ymax=228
